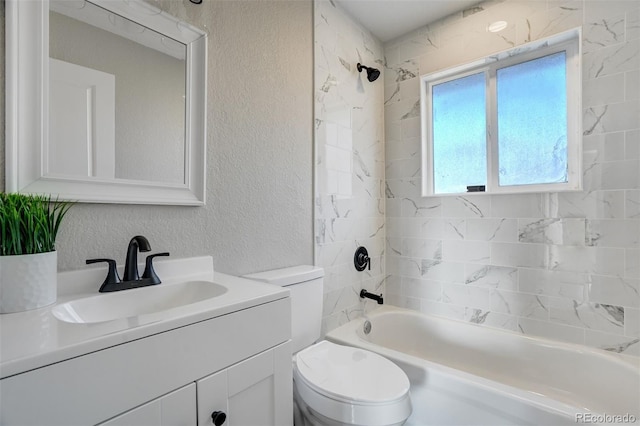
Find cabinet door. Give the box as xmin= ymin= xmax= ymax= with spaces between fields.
xmin=98 ymin=384 xmax=196 ymax=426
xmin=197 ymin=342 xmax=292 ymax=426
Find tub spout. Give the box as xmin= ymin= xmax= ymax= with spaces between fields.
xmin=360 ymin=289 xmax=383 ymax=304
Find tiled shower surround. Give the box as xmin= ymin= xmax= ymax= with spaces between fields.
xmin=314 ymin=0 xmax=385 ymax=334
xmin=316 ymin=0 xmax=639 ymax=356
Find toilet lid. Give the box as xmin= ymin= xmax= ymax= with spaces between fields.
xmin=294 ymin=341 xmax=410 ymax=404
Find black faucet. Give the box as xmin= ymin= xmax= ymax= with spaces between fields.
xmin=360 ymin=289 xmax=384 ymax=304
xmin=124 ymin=236 xmax=151 ymax=281
xmin=87 ymin=235 xmax=170 ymax=292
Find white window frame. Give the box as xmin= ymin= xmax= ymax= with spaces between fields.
xmin=420 ymin=28 xmax=582 ymax=196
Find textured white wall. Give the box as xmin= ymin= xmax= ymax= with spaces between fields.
xmin=0 ymin=2 xmax=4 ymax=189
xmin=1 ymin=0 xmax=314 ymax=277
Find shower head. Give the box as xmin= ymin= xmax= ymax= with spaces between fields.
xmin=357 ymin=63 xmax=380 ymax=82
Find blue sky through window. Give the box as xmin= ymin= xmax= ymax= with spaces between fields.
xmin=432 ymin=72 xmax=486 ymax=194
xmin=497 ymin=52 xmax=568 ymax=186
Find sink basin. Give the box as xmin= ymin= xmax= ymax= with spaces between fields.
xmin=52 ymin=280 xmax=228 ymax=324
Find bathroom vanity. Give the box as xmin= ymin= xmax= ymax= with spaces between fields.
xmin=0 ymin=257 xmax=292 ymax=425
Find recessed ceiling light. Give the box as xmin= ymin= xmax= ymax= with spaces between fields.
xmin=487 ymin=21 xmax=508 ymax=33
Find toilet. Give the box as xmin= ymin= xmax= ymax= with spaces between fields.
xmin=243 ymin=266 xmax=412 ymax=426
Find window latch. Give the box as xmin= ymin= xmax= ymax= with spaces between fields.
xmin=466 ymin=185 xmax=486 ymax=192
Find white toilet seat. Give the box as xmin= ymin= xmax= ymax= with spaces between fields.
xmin=293 ymin=341 xmax=412 ymax=426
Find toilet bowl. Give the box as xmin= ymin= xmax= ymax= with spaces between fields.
xmin=294 ymin=340 xmax=411 ymax=426
xmin=243 ymin=266 xmax=412 ymax=426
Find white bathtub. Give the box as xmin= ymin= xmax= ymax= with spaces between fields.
xmin=325 ymin=306 xmax=640 ymax=426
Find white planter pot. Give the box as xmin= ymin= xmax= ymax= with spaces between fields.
xmin=0 ymin=251 xmax=57 ymax=314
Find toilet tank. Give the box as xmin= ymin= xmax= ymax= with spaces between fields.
xmin=243 ymin=266 xmax=324 ymax=353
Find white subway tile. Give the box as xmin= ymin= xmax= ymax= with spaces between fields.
xmin=583 ymin=160 xmax=639 ymax=191
xmin=465 ymin=264 xmax=518 ymax=290
xmin=549 ymin=298 xmax=625 ymax=334
xmin=627 ymin=130 xmax=640 ymax=160
xmin=401 ymin=116 xmax=421 ymax=139
xmin=627 ymin=190 xmax=640 ymax=218
xmin=400 ymin=77 xmax=421 ymax=105
xmin=626 ymin=70 xmax=640 ymax=101
xmin=583 ymin=131 xmax=627 ymax=162
xmin=400 ymin=196 xmax=442 ymax=218
xmin=385 ymin=178 xmax=422 ymax=199
xmin=555 ymin=191 xmax=626 ymax=219
xmin=533 ymin=3 xmax=583 ymax=39
xmin=403 ymin=277 xmax=442 ymax=301
xmin=401 ymin=238 xmax=442 ymax=259
xmin=586 ymin=219 xmax=640 ymax=248
xmin=589 ymin=275 xmax=640 ymax=308
xmin=386 ymin=157 xmax=421 ymax=180
xmin=442 ymin=196 xmax=491 ymax=218
xmin=466 ymin=310 xmax=519 ymax=332
xmin=583 ymin=74 xmax=626 ymax=107
xmin=442 ymin=219 xmax=466 ymax=240
xmin=518 ymin=218 xmax=586 ymax=246
xmin=491 ymin=193 xmax=546 ymax=218
xmin=466 ymin=218 xmax=518 ymax=242
xmin=443 ymin=240 xmax=491 ymax=264
xmin=491 ymin=242 xmax=548 ymax=268
xmin=548 ymin=245 xmax=625 ymax=275
xmin=384 ymin=59 xmax=419 ymax=86
xmin=584 ymin=100 xmax=640 ymax=136
xmin=384 ymin=83 xmax=401 ymax=106
xmin=402 ymin=217 xmax=445 ymax=239
xmin=583 ymin=39 xmax=640 ymax=80
xmin=627 ymin=7 xmax=640 ymax=41
xmin=583 ymin=14 xmax=626 ymax=54
xmin=519 ymin=268 xmax=587 ymax=301
xmin=517 ymin=317 xmax=586 ymax=345
xmin=625 ymin=249 xmax=640 ymax=279
xmin=443 ymin=283 xmax=492 ymax=310
xmin=625 ymin=307 xmax=640 ymax=337
xmin=398 ymin=27 xmax=440 ymax=62
xmin=385 ymin=138 xmax=419 ymax=162
xmin=491 ymin=290 xmax=549 ymax=320
xmin=385 ymin=274 xmax=402 ymax=296
xmin=420 ymin=300 xmax=466 ymax=321
xmin=385 ymin=120 xmax=401 ymax=142
xmin=585 ymin=0 xmax=639 ymax=24
xmin=385 ymin=198 xmax=402 ymax=218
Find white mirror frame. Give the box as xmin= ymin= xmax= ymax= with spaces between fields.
xmin=5 ymin=0 xmax=207 ymax=205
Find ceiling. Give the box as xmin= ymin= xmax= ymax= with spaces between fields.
xmin=334 ymin=0 xmax=481 ymax=43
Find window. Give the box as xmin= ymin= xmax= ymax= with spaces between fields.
xmin=421 ymin=29 xmax=581 ymax=196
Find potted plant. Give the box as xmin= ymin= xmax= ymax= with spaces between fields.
xmin=0 ymin=193 xmax=72 ymax=313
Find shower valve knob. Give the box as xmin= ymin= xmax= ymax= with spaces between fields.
xmin=354 ymin=246 xmax=370 ymax=271
xmin=211 ymin=411 xmax=226 ymax=425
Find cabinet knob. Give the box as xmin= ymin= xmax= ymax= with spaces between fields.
xmin=211 ymin=411 xmax=226 ymax=426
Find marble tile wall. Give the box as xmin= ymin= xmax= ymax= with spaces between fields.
xmin=384 ymin=0 xmax=640 ymax=356
xmin=314 ymin=0 xmax=386 ymax=334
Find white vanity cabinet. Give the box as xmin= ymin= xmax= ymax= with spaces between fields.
xmin=98 ymin=340 xmax=292 ymax=426
xmin=196 ymin=342 xmax=292 ymax=426
xmin=0 ymin=297 xmax=292 ymax=426
xmin=98 ymin=384 xmax=197 ymax=426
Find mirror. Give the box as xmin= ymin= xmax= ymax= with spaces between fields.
xmin=5 ymin=0 xmax=207 ymax=205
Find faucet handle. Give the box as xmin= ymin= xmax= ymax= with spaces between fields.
xmin=142 ymin=252 xmax=170 ymax=285
xmin=86 ymin=258 xmax=122 ymax=292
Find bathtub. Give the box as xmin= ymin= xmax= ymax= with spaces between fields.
xmin=325 ymin=306 xmax=640 ymax=426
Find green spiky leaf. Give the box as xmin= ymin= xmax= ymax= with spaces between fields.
xmin=0 ymin=193 xmax=73 ymax=256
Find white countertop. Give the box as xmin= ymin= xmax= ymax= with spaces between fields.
xmin=0 ymin=256 xmax=289 ymax=379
